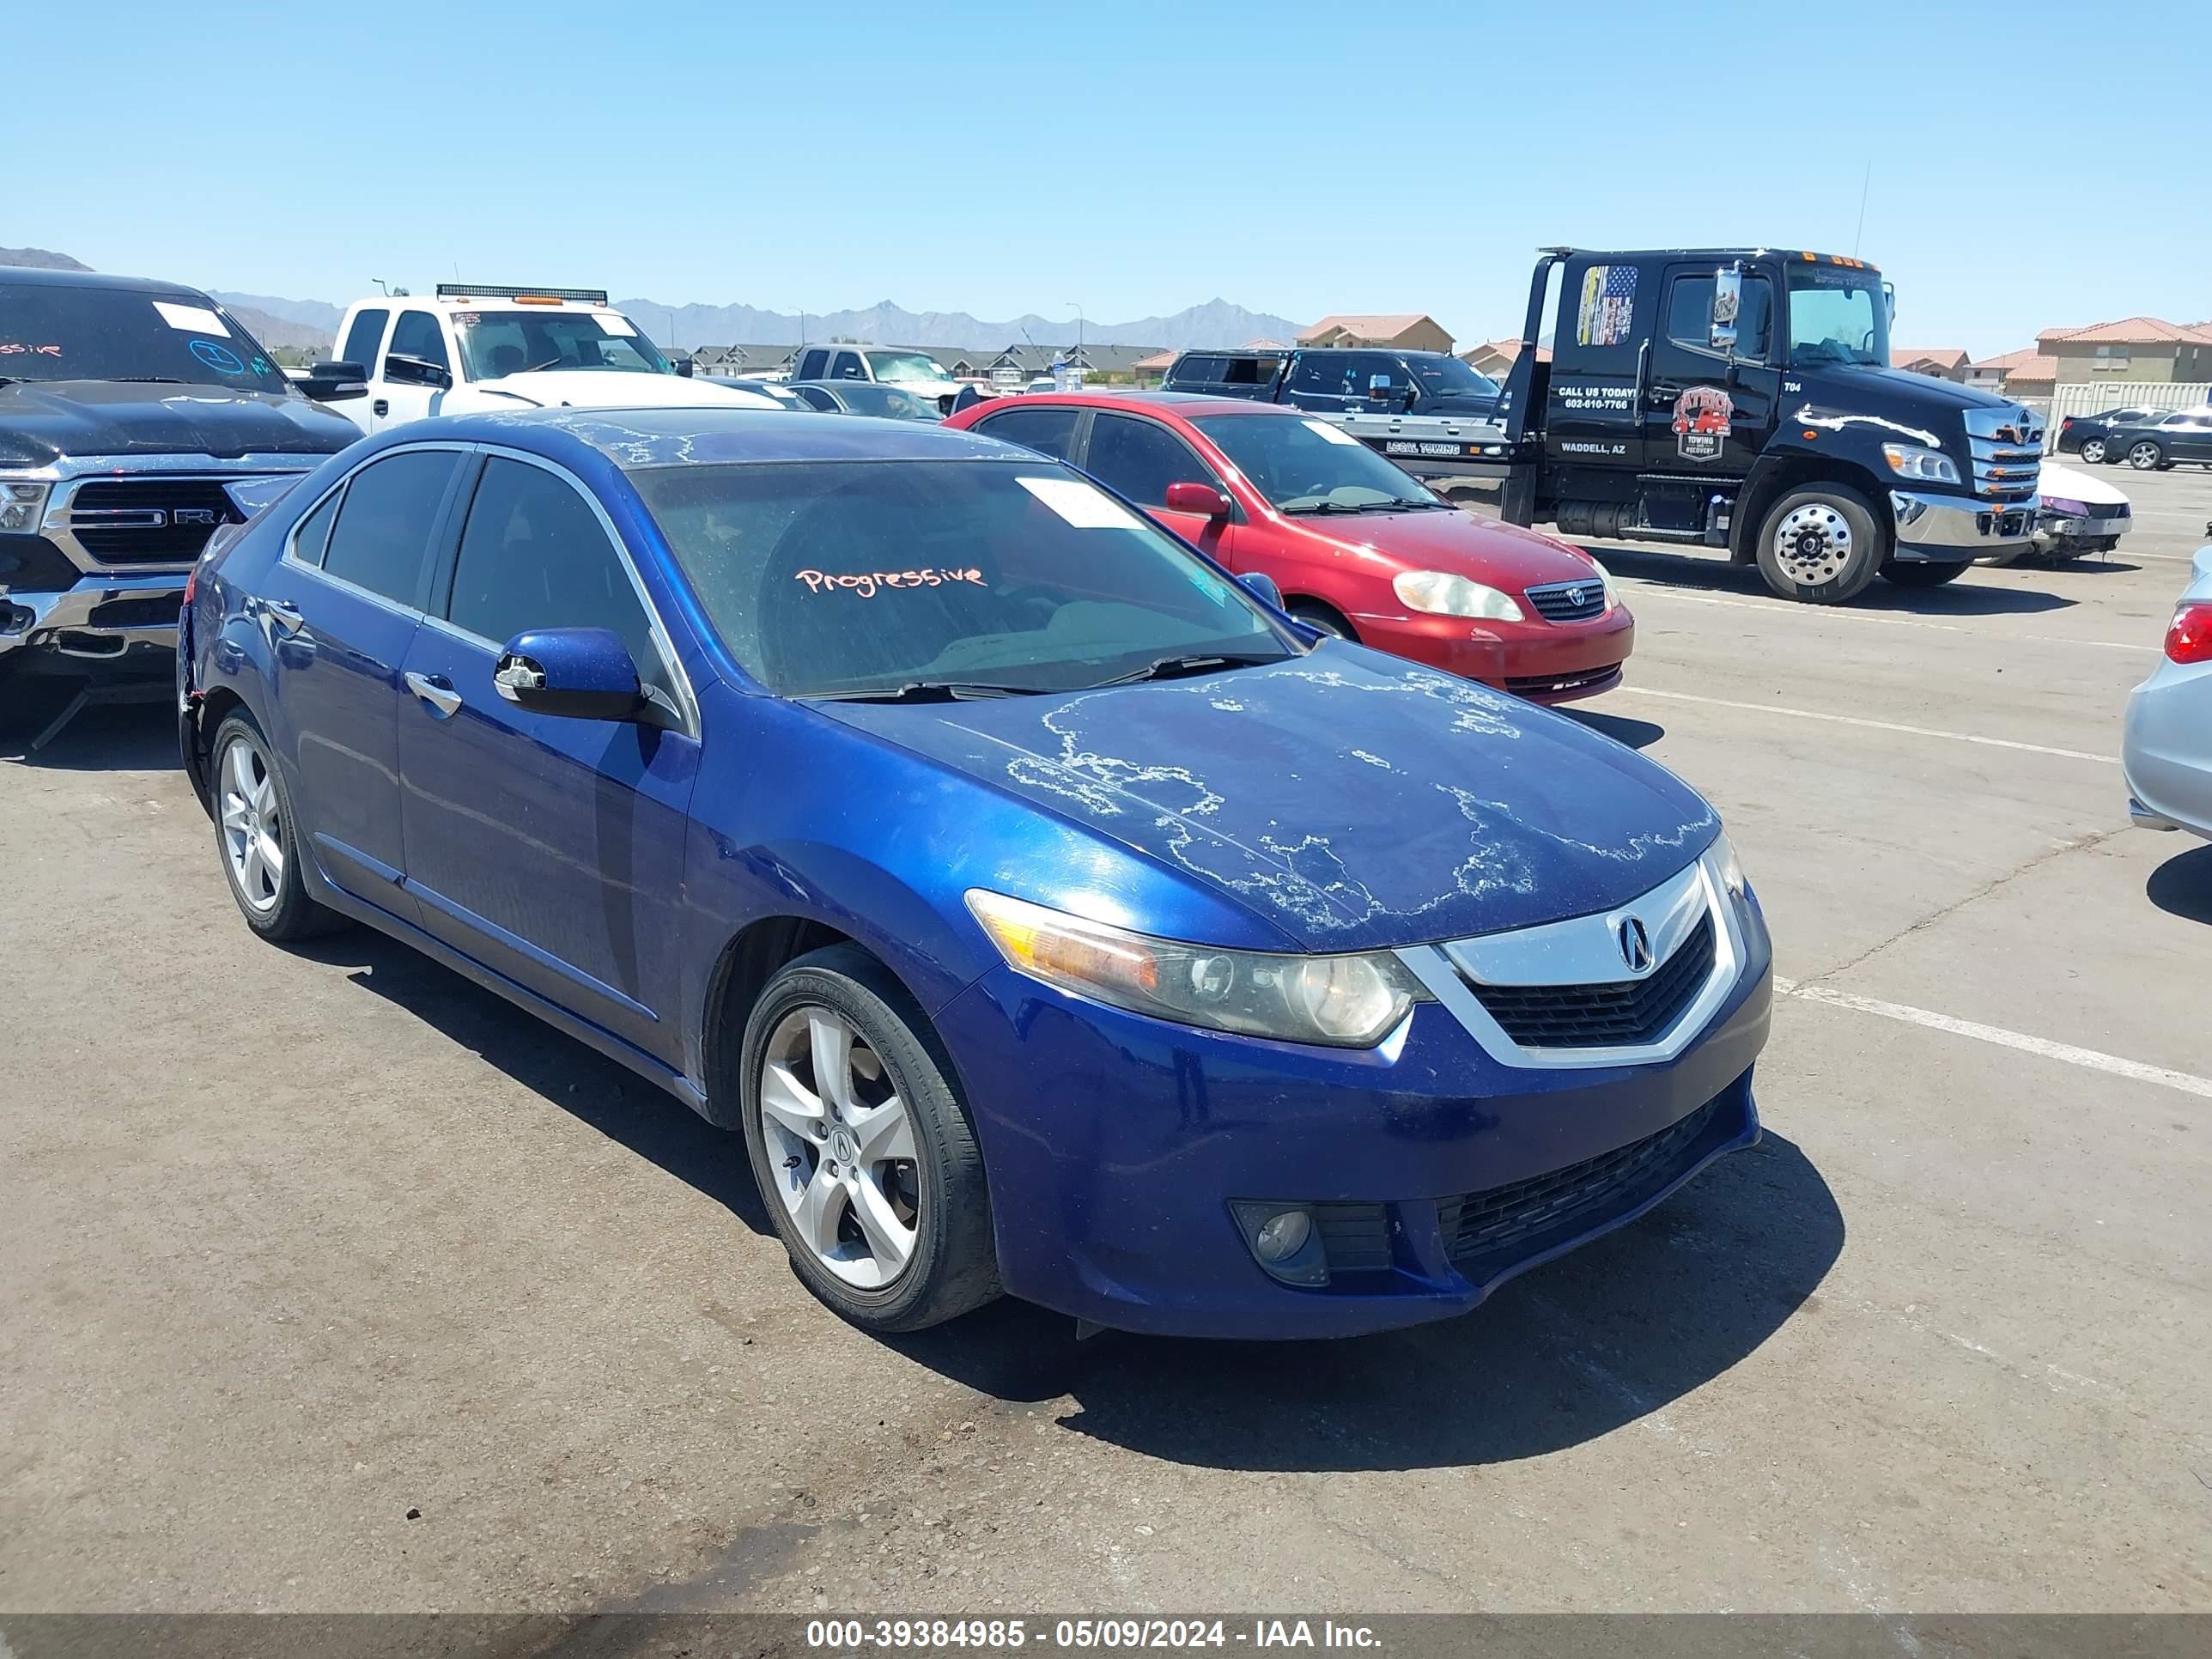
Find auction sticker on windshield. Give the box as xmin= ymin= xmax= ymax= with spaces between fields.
xmin=152 ymin=301 xmax=228 ymax=336
xmin=595 ymin=313 xmax=639 ymax=337
xmin=1016 ymin=475 xmax=1145 ymax=529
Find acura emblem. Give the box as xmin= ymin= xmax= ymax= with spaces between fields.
xmin=1617 ymin=915 xmax=1653 ymax=973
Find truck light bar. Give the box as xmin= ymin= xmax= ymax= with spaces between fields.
xmin=434 ymin=283 xmax=610 ymax=305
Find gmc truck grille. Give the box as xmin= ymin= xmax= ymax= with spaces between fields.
xmin=1460 ymin=913 xmax=1716 ymax=1048
xmin=1436 ymin=1094 xmax=1722 ymax=1273
xmin=63 ymin=480 xmax=245 ymax=565
xmin=1523 ymin=579 xmax=1608 ymax=623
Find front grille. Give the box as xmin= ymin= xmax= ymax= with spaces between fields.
xmin=0 ymin=535 xmax=84 ymax=594
xmin=2081 ymin=500 xmax=2129 ymax=520
xmin=1505 ymin=664 xmax=1622 ymax=699
xmin=1311 ymin=1202 xmax=1391 ymax=1274
xmin=65 ymin=480 xmax=243 ymax=564
xmin=1462 ymin=912 xmax=1716 ymax=1048
xmin=1964 ymin=406 xmax=2044 ymax=504
xmin=1437 ymin=1095 xmax=1723 ymax=1272
xmin=1523 ymin=579 xmax=1608 ymax=623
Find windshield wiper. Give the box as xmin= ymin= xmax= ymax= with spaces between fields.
xmin=805 ymin=679 xmax=1043 ymax=703
xmin=109 ymin=376 xmax=189 ymax=384
xmin=1088 ymin=652 xmax=1281 ymax=689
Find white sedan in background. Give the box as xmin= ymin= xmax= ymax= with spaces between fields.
xmin=2124 ymin=540 xmax=2212 ymax=841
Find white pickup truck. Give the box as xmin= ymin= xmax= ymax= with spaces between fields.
xmin=312 ymin=284 xmax=779 ymax=433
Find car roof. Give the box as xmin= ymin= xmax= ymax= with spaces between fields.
xmin=988 ymin=391 xmax=1304 ymax=421
xmin=412 ymin=405 xmax=1031 ymax=468
xmin=0 ymin=264 xmax=213 ymax=296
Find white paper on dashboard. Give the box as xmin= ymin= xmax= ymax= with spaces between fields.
xmin=1016 ymin=475 xmax=1145 ymax=529
xmin=153 ymin=301 xmax=229 ymax=336
xmin=1304 ymin=419 xmax=1362 ymax=447
xmin=595 ymin=312 xmax=639 ymax=337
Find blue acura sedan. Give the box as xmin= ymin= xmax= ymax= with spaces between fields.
xmin=179 ymin=408 xmax=1771 ymax=1339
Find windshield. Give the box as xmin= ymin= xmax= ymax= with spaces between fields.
xmin=1785 ymin=267 xmax=1891 ymax=368
xmin=866 ymin=350 xmax=952 ymax=385
xmin=836 ymin=383 xmax=940 ymax=421
xmin=1191 ymin=415 xmax=1442 ymax=514
xmin=626 ymin=459 xmax=1292 ymax=697
xmin=0 ymin=283 xmax=290 ymax=394
xmin=452 ymin=310 xmax=673 ymax=380
xmin=1409 ymin=356 xmax=1500 ymax=398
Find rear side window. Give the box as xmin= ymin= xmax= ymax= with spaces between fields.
xmin=319 ymin=450 xmax=459 ymax=607
xmin=795 ymin=349 xmax=828 ymax=379
xmin=290 ymin=486 xmax=343 ymax=567
xmin=1219 ymin=356 xmax=1279 ymax=386
xmin=447 ymin=457 xmax=672 ymax=699
xmin=975 ymin=405 xmax=1080 ymax=460
xmin=1286 ymin=354 xmax=1356 ymax=398
xmin=340 ymin=308 xmax=388 ymax=368
xmin=794 ymin=385 xmax=838 ymax=411
xmin=1083 ymin=414 xmax=1216 ymax=508
xmin=1170 ymin=355 xmax=1225 ymax=385
xmin=387 ymin=311 xmax=449 ymax=372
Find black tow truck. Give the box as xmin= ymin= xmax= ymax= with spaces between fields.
xmin=1494 ymin=247 xmax=2044 ymax=603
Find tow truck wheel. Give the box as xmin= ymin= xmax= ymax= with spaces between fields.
xmin=1753 ymin=486 xmax=1883 ymax=604
xmin=1880 ymin=559 xmax=1973 ymax=588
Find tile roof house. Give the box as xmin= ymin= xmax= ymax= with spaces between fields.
xmin=1892 ymin=346 xmax=1972 ymax=381
xmin=1298 ymin=313 xmax=1454 ymax=355
xmin=2033 ymin=318 xmax=2212 ymax=386
xmin=1966 ymin=348 xmax=2056 ymax=393
xmin=1461 ymin=337 xmax=1547 ymax=380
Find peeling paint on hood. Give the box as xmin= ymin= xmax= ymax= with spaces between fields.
xmin=815 ymin=647 xmax=1720 ymax=951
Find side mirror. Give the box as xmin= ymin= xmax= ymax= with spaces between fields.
xmin=1710 ymin=262 xmax=1742 ymax=355
xmin=384 ymin=353 xmax=452 ymax=391
xmin=493 ymin=627 xmax=647 ymax=722
xmin=1400 ymin=386 xmax=1419 ymax=413
xmin=675 ymin=357 xmax=694 ymax=379
xmin=301 ymin=360 xmax=368 ymax=402
xmin=1237 ymin=571 xmax=1284 ymax=610
xmin=1164 ymin=481 xmax=1232 ymax=520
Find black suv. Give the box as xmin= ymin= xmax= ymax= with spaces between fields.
xmin=0 ymin=266 xmax=361 ymax=686
xmin=1164 ymin=347 xmax=1503 ymax=419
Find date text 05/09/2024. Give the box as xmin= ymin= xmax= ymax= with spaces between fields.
xmin=805 ymin=1618 xmax=1382 ymax=1650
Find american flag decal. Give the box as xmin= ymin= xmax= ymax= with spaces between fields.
xmin=1577 ymin=264 xmax=1638 ymax=348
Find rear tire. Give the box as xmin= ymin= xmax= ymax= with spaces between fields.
xmin=739 ymin=945 xmax=1001 ymax=1334
xmin=1880 ymin=559 xmax=1972 ymax=588
xmin=1753 ymin=485 xmax=1884 ymax=604
xmin=210 ymin=714 xmax=349 ymax=942
xmin=2079 ymin=438 xmax=2106 ymax=464
xmin=1288 ymin=600 xmax=1356 ymax=641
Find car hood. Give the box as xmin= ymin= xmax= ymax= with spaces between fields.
xmin=815 ymin=648 xmax=1718 ymax=951
xmin=2036 ymin=461 xmax=2129 ymax=507
xmin=0 ymin=380 xmax=362 ymax=467
xmin=1800 ymin=363 xmax=2025 ymax=416
xmin=1292 ymin=507 xmax=1608 ymax=591
xmin=459 ymin=371 xmax=784 ymax=411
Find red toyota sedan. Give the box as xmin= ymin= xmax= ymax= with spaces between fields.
xmin=945 ymin=392 xmax=1632 ymax=702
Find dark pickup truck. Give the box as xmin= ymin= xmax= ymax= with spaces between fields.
xmin=1 ymin=265 xmax=361 ymax=688
xmin=1161 ymin=345 xmax=1511 ymax=481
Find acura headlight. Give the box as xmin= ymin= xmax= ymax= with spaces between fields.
xmin=1393 ymin=569 xmax=1524 ymax=622
xmin=967 ymin=890 xmax=1429 ymax=1048
xmin=1706 ymin=831 xmax=1753 ymax=906
xmin=0 ymin=481 xmax=51 ymax=535
xmin=1881 ymin=443 xmax=1960 ymax=485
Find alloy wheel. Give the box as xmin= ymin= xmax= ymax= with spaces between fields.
xmin=1771 ymin=502 xmax=1851 ymax=586
xmin=2080 ymin=439 xmax=2105 ymax=464
xmin=757 ymin=1006 xmax=921 ymax=1288
xmin=2129 ymin=442 xmax=2161 ymax=470
xmin=218 ymin=734 xmax=284 ymax=915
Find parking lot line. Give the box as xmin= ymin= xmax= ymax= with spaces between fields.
xmin=1775 ymin=976 xmax=2212 ymax=1101
xmin=1610 ymin=684 xmax=2119 ymax=764
xmin=1615 ymin=580 xmax=2160 ymax=654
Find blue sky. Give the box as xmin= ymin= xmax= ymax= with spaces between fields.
xmin=11 ymin=1 xmax=2207 ymax=356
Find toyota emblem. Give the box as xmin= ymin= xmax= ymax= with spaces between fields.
xmin=1617 ymin=915 xmax=1653 ymax=973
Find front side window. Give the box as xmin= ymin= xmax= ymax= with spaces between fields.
xmin=625 ymin=460 xmax=1292 ymax=698
xmin=864 ymin=350 xmax=951 ymax=385
xmin=1406 ymin=356 xmax=1500 ymax=398
xmin=1193 ymin=414 xmax=1440 ymax=515
xmin=1083 ymin=413 xmax=1218 ymax=508
xmin=795 ymin=349 xmax=828 ymax=380
xmin=447 ymin=457 xmax=671 ymax=697
xmin=830 ymin=352 xmax=866 ymax=380
xmin=340 ymin=308 xmax=389 ymax=369
xmin=1664 ymin=273 xmax=1774 ymax=359
xmin=974 ymin=405 xmax=1080 ymax=460
xmin=319 ymin=450 xmax=460 ymax=606
xmin=450 ymin=310 xmax=672 ymax=380
xmin=793 ymin=385 xmax=839 ymax=411
xmin=386 ymin=311 xmax=450 ymax=373
xmin=1785 ymin=266 xmax=1890 ymax=368
xmin=0 ymin=282 xmax=290 ymax=393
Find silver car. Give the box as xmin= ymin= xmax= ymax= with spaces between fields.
xmin=2124 ymin=539 xmax=2212 ymax=840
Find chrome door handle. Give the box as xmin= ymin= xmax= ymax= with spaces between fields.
xmin=404 ymin=671 xmax=462 ymax=717
xmin=263 ymin=599 xmax=306 ymax=634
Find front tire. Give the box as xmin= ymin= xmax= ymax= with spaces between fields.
xmin=1880 ymin=559 xmax=1973 ymax=588
xmin=2128 ymin=441 xmax=2165 ymax=471
xmin=210 ymin=714 xmax=348 ymax=942
xmin=1753 ymin=485 xmax=1884 ymax=604
xmin=739 ymin=945 xmax=1001 ymax=1334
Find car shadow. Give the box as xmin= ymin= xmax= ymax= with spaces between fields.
xmin=0 ymin=679 xmax=178 ymax=770
xmin=1565 ymin=708 xmax=1665 ymax=750
xmin=2146 ymin=839 xmax=2212 ymax=925
xmin=290 ymin=925 xmax=775 ymax=1238
xmin=1592 ymin=546 xmax=2078 ymax=615
xmin=887 ymin=1129 xmax=1842 ymax=1473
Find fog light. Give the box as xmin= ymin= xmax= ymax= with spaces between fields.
xmin=1231 ymin=1200 xmax=1328 ymax=1287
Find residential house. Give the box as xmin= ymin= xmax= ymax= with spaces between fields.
xmin=1966 ymin=348 xmax=2054 ymax=396
xmin=1461 ymin=337 xmax=1548 ymax=380
xmin=691 ymin=343 xmax=802 ymax=380
xmin=2034 ymin=318 xmax=2212 ymax=386
xmin=1298 ymin=313 xmax=1455 ymax=355
xmin=1891 ymin=347 xmax=1971 ymax=382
